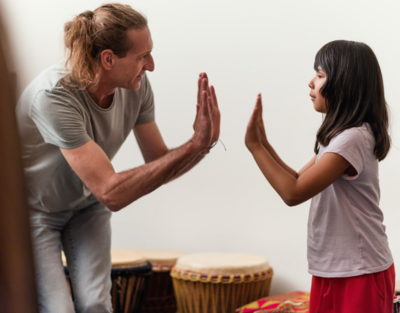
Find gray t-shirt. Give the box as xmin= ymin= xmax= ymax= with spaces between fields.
xmin=308 ymin=123 xmax=393 ymax=277
xmin=16 ymin=64 xmax=155 ymax=213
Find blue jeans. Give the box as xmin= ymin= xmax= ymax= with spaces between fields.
xmin=30 ymin=203 xmax=113 ymax=313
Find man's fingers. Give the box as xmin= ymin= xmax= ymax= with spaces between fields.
xmin=197 ymin=73 xmax=207 ymax=103
xmin=205 ymin=75 xmax=211 ymax=95
xmin=200 ymin=72 xmax=209 ymax=84
xmin=210 ymin=85 xmax=219 ymax=108
xmin=200 ymin=73 xmax=211 ymax=95
xmin=195 ymin=102 xmax=200 ymax=119
xmin=208 ymin=96 xmax=214 ymax=114
xmin=201 ymin=78 xmax=209 ymax=100
xmin=201 ymin=90 xmax=211 ymax=117
xmin=197 ymin=76 xmax=202 ymax=104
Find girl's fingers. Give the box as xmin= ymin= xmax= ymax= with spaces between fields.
xmin=256 ymin=94 xmax=263 ymax=123
xmin=250 ymin=102 xmax=259 ymax=125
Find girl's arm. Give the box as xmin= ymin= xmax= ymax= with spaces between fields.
xmin=245 ymin=95 xmax=351 ymax=206
xmin=255 ymin=95 xmax=316 ymax=179
xmin=262 ymin=141 xmax=298 ymax=178
xmin=262 ymin=143 xmax=317 ymax=179
xmin=298 ymin=154 xmax=318 ymax=176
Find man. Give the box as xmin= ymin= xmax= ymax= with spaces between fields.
xmin=16 ymin=4 xmax=220 ymax=313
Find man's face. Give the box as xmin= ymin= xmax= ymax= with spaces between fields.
xmin=111 ymin=27 xmax=154 ymax=90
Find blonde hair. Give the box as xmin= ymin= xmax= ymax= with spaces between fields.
xmin=63 ymin=3 xmax=147 ymax=89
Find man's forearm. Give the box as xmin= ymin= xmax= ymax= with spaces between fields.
xmin=102 ymin=141 xmax=201 ymax=211
xmin=165 ymin=152 xmax=206 ymax=183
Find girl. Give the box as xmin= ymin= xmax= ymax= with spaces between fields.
xmin=245 ymin=40 xmax=395 ymax=313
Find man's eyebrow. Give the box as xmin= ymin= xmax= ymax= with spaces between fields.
xmin=137 ymin=50 xmax=152 ymax=57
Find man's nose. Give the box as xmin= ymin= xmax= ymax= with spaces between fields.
xmin=145 ymin=54 xmax=155 ymax=72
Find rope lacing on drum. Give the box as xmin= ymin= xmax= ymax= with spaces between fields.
xmin=170 ymin=267 xmax=273 ymax=284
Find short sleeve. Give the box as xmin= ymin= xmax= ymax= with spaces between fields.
xmin=320 ymin=129 xmax=368 ymax=180
xmin=31 ymin=90 xmax=91 ymax=149
xmin=136 ymin=73 xmax=155 ymax=124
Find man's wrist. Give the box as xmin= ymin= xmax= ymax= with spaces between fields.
xmin=186 ymin=139 xmax=206 ymax=157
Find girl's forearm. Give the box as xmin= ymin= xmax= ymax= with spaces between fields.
xmin=262 ymin=140 xmax=298 ymax=178
xmin=251 ymin=144 xmax=299 ymax=206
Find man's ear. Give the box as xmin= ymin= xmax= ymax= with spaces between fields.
xmin=100 ymin=49 xmax=115 ymax=71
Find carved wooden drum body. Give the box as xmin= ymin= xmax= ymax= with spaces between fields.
xmin=131 ymin=249 xmax=187 ymax=313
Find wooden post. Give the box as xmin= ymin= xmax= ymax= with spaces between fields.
xmin=0 ymin=9 xmax=39 ymax=313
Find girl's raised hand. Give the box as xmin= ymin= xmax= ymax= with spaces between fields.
xmin=257 ymin=94 xmax=268 ymax=147
xmin=245 ymin=94 xmax=264 ymax=152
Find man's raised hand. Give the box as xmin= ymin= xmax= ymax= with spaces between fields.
xmin=191 ymin=84 xmax=213 ymax=153
xmin=209 ymin=85 xmax=220 ymax=143
xmin=193 ymin=73 xmax=221 ymax=148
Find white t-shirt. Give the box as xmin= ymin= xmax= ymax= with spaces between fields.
xmin=308 ymin=123 xmax=393 ymax=277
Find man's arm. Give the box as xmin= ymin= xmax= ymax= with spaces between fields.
xmin=133 ymin=74 xmax=220 ymax=181
xmin=61 ymin=139 xmax=200 ymax=212
xmin=133 ymin=121 xmax=206 ymax=182
xmin=60 ymin=85 xmax=214 ymax=212
xmin=133 ymin=121 xmax=169 ymax=164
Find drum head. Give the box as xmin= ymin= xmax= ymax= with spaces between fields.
xmin=130 ymin=249 xmax=187 ymax=266
xmin=111 ymin=249 xmax=147 ymax=268
xmin=174 ymin=253 xmax=270 ymax=275
xmin=62 ymin=250 xmax=148 ymax=268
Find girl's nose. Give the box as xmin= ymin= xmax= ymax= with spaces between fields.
xmin=308 ymin=79 xmax=314 ymax=89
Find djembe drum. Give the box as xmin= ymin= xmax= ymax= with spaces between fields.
xmin=63 ymin=249 xmax=152 ymax=313
xmin=171 ymin=253 xmax=273 ymax=313
xmin=131 ymin=249 xmax=187 ymax=313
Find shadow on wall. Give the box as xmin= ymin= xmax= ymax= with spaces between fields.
xmin=0 ymin=6 xmax=39 ymax=313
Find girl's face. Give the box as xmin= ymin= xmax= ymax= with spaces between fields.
xmin=309 ymin=67 xmax=327 ymax=113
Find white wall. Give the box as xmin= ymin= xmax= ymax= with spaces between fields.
xmin=2 ymin=0 xmax=400 ymax=295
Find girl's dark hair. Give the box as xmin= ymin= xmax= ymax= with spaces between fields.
xmin=313 ymin=40 xmax=390 ymax=161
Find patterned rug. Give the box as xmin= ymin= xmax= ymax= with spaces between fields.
xmin=236 ymin=291 xmax=310 ymax=313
